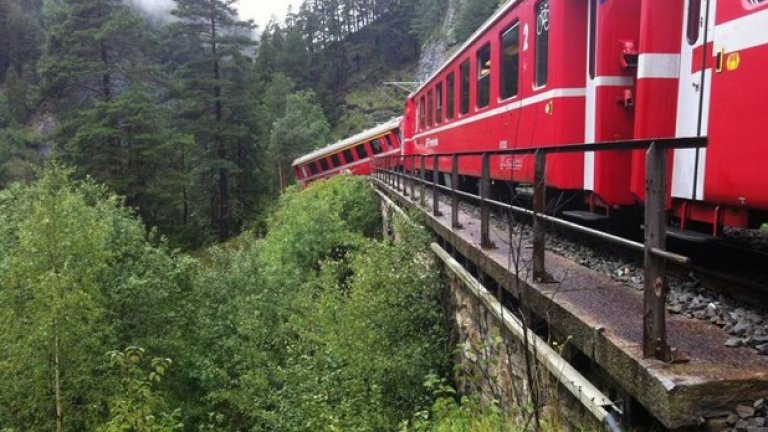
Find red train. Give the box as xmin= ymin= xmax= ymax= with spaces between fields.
xmin=292 ymin=117 xmax=402 ymax=184
xmin=298 ymin=0 xmax=768 ymax=238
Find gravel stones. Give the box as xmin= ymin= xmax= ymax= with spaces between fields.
xmin=738 ymin=405 xmax=757 ymax=418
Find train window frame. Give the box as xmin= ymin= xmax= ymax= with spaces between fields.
xmin=330 ymin=153 xmax=341 ymax=167
xmin=460 ymin=59 xmax=470 ymax=115
xmin=500 ymin=21 xmax=520 ymax=100
xmin=418 ymin=95 xmax=426 ymax=131
xmin=308 ymin=162 xmax=318 ymax=176
xmin=534 ymin=0 xmax=549 ymax=88
xmin=319 ymin=158 xmax=329 ymax=171
xmin=446 ymin=72 xmax=455 ymax=120
xmin=476 ymin=43 xmax=491 ymax=108
xmin=686 ymin=0 xmax=701 ymax=45
xmin=342 ymin=148 xmax=354 ymax=163
xmin=355 ymin=143 xmax=367 ymax=159
xmin=427 ymin=88 xmax=434 ymax=127
xmin=436 ymin=82 xmax=443 ymax=123
xmin=370 ymin=138 xmax=384 ymax=155
xmin=588 ymin=0 xmax=597 ymax=79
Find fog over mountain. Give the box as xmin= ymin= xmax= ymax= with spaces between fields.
xmin=124 ymin=0 xmax=174 ymax=23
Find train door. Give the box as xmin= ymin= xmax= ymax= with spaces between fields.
xmin=582 ymin=0 xmax=640 ymax=207
xmin=672 ymin=0 xmax=715 ymax=201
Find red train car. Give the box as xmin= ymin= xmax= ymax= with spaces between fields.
xmin=630 ymin=0 xmax=768 ymax=235
xmin=401 ymin=0 xmax=768 ymax=236
xmin=292 ymin=117 xmax=402 ymax=185
xmin=404 ymin=0 xmax=588 ymax=191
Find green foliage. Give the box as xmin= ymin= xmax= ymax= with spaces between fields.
xmin=409 ymin=0 xmax=449 ymax=44
xmin=99 ymin=346 xmax=182 ymax=432
xmin=0 ymin=165 xmax=194 ymax=431
xmin=268 ymin=90 xmax=331 ymax=193
xmin=454 ymin=0 xmax=501 ymax=42
xmin=402 ymin=376 xmax=510 ymax=432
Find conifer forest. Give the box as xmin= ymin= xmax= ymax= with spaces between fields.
xmin=0 ymin=0 xmax=506 ymax=430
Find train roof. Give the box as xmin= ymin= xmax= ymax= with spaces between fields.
xmin=412 ymin=0 xmax=522 ymax=96
xmin=291 ymin=116 xmax=402 ymax=167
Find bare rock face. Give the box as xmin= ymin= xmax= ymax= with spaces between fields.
xmin=416 ymin=0 xmax=464 ymax=83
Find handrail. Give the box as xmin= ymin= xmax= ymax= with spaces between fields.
xmin=370 ymin=137 xmax=707 ymax=362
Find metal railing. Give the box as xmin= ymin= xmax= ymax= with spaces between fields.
xmin=371 ymin=137 xmax=706 ymax=362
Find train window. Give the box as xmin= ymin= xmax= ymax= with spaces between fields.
xmin=436 ymin=82 xmax=443 ymax=123
xmin=370 ymin=138 xmax=384 ymax=154
xmin=446 ymin=72 xmax=455 ymax=119
xmin=343 ymin=148 xmax=354 ymax=163
xmin=308 ymin=163 xmax=318 ymax=176
xmin=686 ymin=0 xmax=701 ymax=45
xmin=319 ymin=158 xmax=329 ymax=171
xmin=355 ymin=144 xmax=367 ymax=159
xmin=384 ymin=134 xmax=396 ymax=149
xmin=476 ymin=43 xmax=491 ymax=108
xmin=534 ymin=0 xmax=549 ymax=87
xmin=427 ymin=89 xmax=434 ymax=126
xmin=330 ymin=153 xmax=341 ymax=167
xmin=460 ymin=60 xmax=470 ymax=114
xmin=418 ymin=95 xmax=426 ymax=130
xmin=588 ymin=0 xmax=597 ymax=79
xmin=500 ymin=22 xmax=520 ymax=99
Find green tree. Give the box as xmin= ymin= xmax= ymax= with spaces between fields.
xmin=168 ymin=0 xmax=255 ymax=241
xmin=454 ymin=0 xmax=499 ymax=42
xmin=99 ymin=346 xmax=181 ymax=432
xmin=269 ymin=90 xmax=330 ymax=192
xmin=0 ymin=167 xmax=116 ymax=431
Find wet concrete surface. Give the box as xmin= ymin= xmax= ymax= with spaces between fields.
xmin=374 ymin=178 xmax=768 ymax=429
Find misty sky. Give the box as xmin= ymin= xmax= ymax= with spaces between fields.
xmin=130 ymin=0 xmax=304 ymax=28
xmin=240 ymin=0 xmax=304 ymax=28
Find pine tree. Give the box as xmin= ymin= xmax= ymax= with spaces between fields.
xmin=168 ymin=0 xmax=255 ymax=241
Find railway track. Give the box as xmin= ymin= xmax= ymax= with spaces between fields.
xmin=379 ymin=169 xmax=768 ymax=356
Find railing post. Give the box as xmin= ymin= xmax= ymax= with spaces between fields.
xmin=409 ymin=155 xmax=416 ymax=199
xmin=395 ymin=156 xmax=401 ymax=191
xmin=433 ymin=155 xmax=442 ymax=216
xmin=402 ymin=156 xmax=409 ymax=196
xmin=533 ymin=149 xmax=547 ymax=282
xmin=451 ymin=154 xmax=462 ymax=229
xmin=644 ymin=141 xmax=672 ymax=362
xmin=420 ymin=156 xmax=426 ymax=207
xmin=480 ymin=153 xmax=494 ymax=248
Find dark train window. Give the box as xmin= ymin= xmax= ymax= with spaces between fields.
xmin=686 ymin=0 xmax=701 ymax=45
xmin=446 ymin=72 xmax=455 ymax=119
xmin=355 ymin=144 xmax=367 ymax=159
xmin=589 ymin=0 xmax=597 ymax=79
xmin=460 ymin=60 xmax=470 ymax=114
xmin=418 ymin=95 xmax=426 ymax=130
xmin=535 ymin=0 xmax=549 ymax=87
xmin=370 ymin=138 xmax=384 ymax=154
xmin=476 ymin=43 xmax=491 ymax=108
xmin=436 ymin=82 xmax=443 ymax=123
xmin=343 ymin=148 xmax=354 ymax=163
xmin=308 ymin=163 xmax=318 ymax=175
xmin=319 ymin=158 xmax=329 ymax=171
xmin=500 ymin=22 xmax=519 ymax=99
xmin=330 ymin=153 xmax=341 ymax=167
xmin=427 ymin=89 xmax=434 ymax=126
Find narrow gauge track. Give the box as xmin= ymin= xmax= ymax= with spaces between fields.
xmin=375 ymin=167 xmax=768 ymax=354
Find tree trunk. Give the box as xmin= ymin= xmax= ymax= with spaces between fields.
xmin=54 ymin=323 xmax=63 ymax=432
xmin=210 ymin=2 xmax=228 ymax=241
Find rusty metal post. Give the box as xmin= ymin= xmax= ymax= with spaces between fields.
xmin=451 ymin=154 xmax=462 ymax=229
xmin=644 ymin=141 xmax=672 ymax=361
xmin=420 ymin=156 xmax=426 ymax=207
xmin=480 ymin=153 xmax=494 ymax=248
xmin=533 ymin=150 xmax=547 ymax=282
xmin=409 ymin=156 xmax=416 ymax=198
xmin=433 ymin=155 xmax=442 ymax=216
xmin=396 ymin=156 xmax=402 ymax=191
